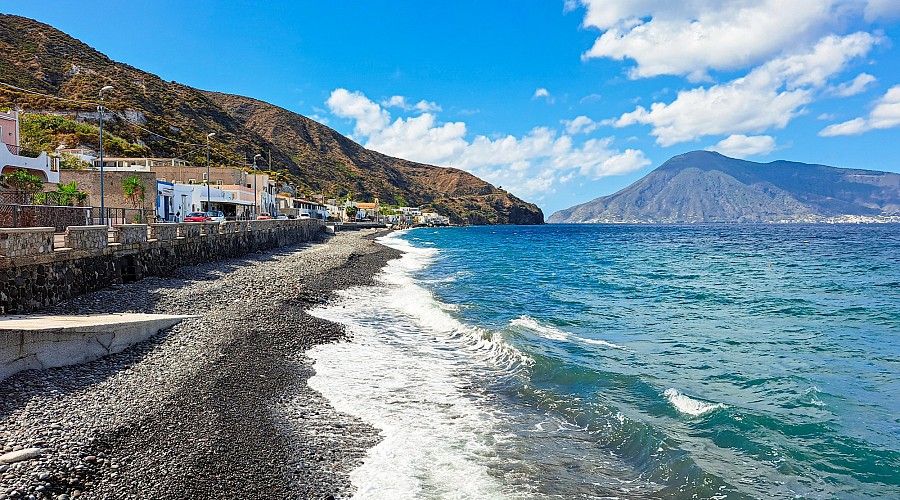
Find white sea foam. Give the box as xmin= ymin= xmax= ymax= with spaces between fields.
xmin=510 ymin=316 xmax=570 ymax=341
xmin=510 ymin=315 xmax=627 ymax=350
xmin=306 ymin=231 xmax=531 ymax=499
xmin=663 ymin=388 xmax=726 ymax=416
xmin=578 ymin=338 xmax=628 ymax=349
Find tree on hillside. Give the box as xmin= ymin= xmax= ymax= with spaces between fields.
xmin=58 ymin=153 xmax=91 ymax=170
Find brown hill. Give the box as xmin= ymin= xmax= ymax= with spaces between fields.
xmin=0 ymin=14 xmax=543 ymax=224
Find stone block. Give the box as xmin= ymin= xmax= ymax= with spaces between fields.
xmin=149 ymin=223 xmax=178 ymax=241
xmin=0 ymin=227 xmax=55 ymax=257
xmin=63 ymin=226 xmax=108 ymax=250
xmin=113 ymin=224 xmax=149 ymax=244
xmin=179 ymin=223 xmax=202 ymax=238
xmin=200 ymin=221 xmax=222 ymax=236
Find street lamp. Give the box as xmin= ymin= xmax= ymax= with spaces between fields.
xmin=206 ymin=132 xmax=215 ymax=213
xmin=98 ymin=85 xmax=114 ymax=225
xmin=253 ymin=153 xmax=262 ymax=219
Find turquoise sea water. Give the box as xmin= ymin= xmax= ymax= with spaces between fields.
xmin=308 ymin=224 xmax=900 ymax=499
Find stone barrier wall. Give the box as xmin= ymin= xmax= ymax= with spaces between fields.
xmin=63 ymin=226 xmax=109 ymax=250
xmin=114 ymin=224 xmax=148 ymax=245
xmin=200 ymin=222 xmax=221 ymax=236
xmin=0 ymin=219 xmax=324 ymax=314
xmin=178 ymin=223 xmax=202 ymax=238
xmin=0 ymin=227 xmax=55 ymax=257
xmin=149 ymin=223 xmax=178 ymax=241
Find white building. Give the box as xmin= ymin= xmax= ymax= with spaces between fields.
xmin=0 ymin=111 xmax=59 ymax=184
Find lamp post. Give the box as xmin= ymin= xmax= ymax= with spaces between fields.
xmin=253 ymin=153 xmax=261 ymax=219
xmin=98 ymin=85 xmax=114 ymax=225
xmin=206 ymin=132 xmax=215 ymax=213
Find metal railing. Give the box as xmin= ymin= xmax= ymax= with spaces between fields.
xmin=88 ymin=207 xmax=155 ymax=226
xmin=0 ymin=204 xmax=91 ymax=232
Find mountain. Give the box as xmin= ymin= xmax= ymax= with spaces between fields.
xmin=549 ymin=151 xmax=900 ymax=223
xmin=0 ymin=14 xmax=543 ymax=225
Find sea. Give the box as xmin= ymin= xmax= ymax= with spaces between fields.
xmin=307 ymin=224 xmax=900 ymax=499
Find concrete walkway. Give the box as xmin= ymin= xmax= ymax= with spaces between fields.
xmin=0 ymin=313 xmax=193 ymax=381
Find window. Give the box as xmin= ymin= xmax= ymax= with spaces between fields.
xmin=202 ymin=173 xmax=208 ymax=180
xmin=216 ymin=180 xmax=222 ymax=185
xmin=188 ymin=179 xmax=196 ymax=184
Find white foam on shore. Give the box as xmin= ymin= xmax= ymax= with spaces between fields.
xmin=663 ymin=388 xmax=726 ymax=416
xmin=306 ymin=231 xmax=529 ymax=499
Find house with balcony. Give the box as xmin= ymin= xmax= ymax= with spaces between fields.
xmin=0 ymin=111 xmax=59 ymax=183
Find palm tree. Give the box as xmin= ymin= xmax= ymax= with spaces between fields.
xmin=121 ymin=175 xmax=146 ymax=209
xmin=122 ymin=175 xmax=147 ymax=222
xmin=51 ymin=181 xmax=88 ymax=206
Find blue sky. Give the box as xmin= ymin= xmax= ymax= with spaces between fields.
xmin=4 ymin=0 xmax=900 ymax=215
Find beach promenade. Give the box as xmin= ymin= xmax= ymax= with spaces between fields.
xmin=0 ymin=229 xmax=399 ymax=499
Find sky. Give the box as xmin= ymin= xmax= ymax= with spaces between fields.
xmin=3 ymin=0 xmax=900 ymax=216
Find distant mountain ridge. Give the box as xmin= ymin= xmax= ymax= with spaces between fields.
xmin=549 ymin=151 xmax=900 ymax=223
xmin=0 ymin=14 xmax=543 ymax=225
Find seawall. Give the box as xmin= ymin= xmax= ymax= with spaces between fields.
xmin=0 ymin=219 xmax=324 ymax=314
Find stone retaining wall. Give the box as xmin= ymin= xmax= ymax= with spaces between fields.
xmin=114 ymin=224 xmax=148 ymax=245
xmin=0 ymin=219 xmax=324 ymax=314
xmin=0 ymin=227 xmax=55 ymax=257
xmin=149 ymin=223 xmax=178 ymax=241
xmin=64 ymin=226 xmax=108 ymax=250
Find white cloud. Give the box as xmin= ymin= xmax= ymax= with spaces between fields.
xmin=326 ymin=88 xmax=389 ymax=136
xmin=820 ymin=85 xmax=900 ymax=136
xmin=606 ymin=32 xmax=876 ymax=145
xmin=819 ymin=117 xmax=869 ymax=136
xmin=562 ymin=115 xmax=600 ymax=135
xmin=326 ymin=89 xmax=649 ymax=198
xmin=533 ymin=88 xmax=555 ymax=103
xmin=707 ymin=135 xmax=777 ymax=158
xmin=381 ymin=95 xmax=442 ymax=113
xmin=367 ymin=113 xmax=468 ymax=165
xmin=864 ymin=0 xmax=900 ymax=21
xmin=577 ymin=0 xmax=839 ymax=79
xmin=830 ymin=73 xmax=877 ymax=96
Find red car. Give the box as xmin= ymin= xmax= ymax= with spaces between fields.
xmin=184 ymin=211 xmax=211 ymax=222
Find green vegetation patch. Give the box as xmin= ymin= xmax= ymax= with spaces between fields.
xmin=19 ymin=113 xmax=149 ymax=156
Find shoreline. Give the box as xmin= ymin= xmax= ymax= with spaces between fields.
xmin=0 ymin=229 xmax=400 ymax=499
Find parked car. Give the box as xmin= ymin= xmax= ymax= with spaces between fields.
xmin=184 ymin=212 xmax=211 ymax=222
xmin=208 ymin=210 xmax=226 ymax=222
xmin=299 ymin=213 xmax=310 ymax=219
xmin=257 ymin=212 xmax=272 ymax=220
xmin=276 ymin=214 xmax=288 ymax=220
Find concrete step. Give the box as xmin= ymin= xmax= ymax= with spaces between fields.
xmin=0 ymin=313 xmax=194 ymax=381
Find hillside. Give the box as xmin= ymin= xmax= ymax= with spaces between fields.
xmin=0 ymin=14 xmax=543 ymax=225
xmin=549 ymin=151 xmax=900 ymax=223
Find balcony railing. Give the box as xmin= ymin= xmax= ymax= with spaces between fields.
xmin=5 ymin=143 xmax=42 ymax=158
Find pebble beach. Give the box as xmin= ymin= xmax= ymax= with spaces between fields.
xmin=0 ymin=229 xmax=400 ymax=499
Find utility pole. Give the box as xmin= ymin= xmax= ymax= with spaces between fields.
xmin=98 ymin=85 xmax=114 ymax=225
